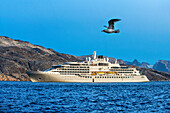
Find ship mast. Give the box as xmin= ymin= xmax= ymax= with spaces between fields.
xmin=93 ymin=51 xmax=96 ymax=60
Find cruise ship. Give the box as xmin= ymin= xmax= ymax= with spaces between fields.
xmin=27 ymin=51 xmax=150 ymax=82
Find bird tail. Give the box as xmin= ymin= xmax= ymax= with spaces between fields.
xmin=114 ymin=30 xmax=120 ymax=33
xmin=104 ymin=25 xmax=108 ymax=28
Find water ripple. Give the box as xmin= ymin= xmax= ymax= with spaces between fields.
xmin=0 ymin=81 xmax=169 ymax=112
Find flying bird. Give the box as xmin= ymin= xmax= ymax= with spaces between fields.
xmin=102 ymin=19 xmax=121 ymax=33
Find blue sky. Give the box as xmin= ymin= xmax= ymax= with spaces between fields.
xmin=0 ymin=0 xmax=170 ymax=64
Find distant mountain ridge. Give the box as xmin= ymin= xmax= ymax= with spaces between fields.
xmin=0 ymin=36 xmax=169 ymax=81
xmin=124 ymin=59 xmax=153 ymax=68
xmin=124 ymin=59 xmax=170 ymax=73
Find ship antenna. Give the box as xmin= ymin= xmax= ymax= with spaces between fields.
xmin=89 ymin=57 xmax=91 ymax=61
xmin=107 ymin=58 xmax=109 ymax=62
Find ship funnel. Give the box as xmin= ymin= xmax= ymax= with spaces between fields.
xmin=93 ymin=51 xmax=96 ymax=59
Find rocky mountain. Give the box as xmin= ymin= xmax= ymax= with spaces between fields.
xmin=0 ymin=36 xmax=80 ymax=81
xmin=153 ymin=60 xmax=170 ymax=73
xmin=124 ymin=59 xmax=152 ymax=68
xmin=125 ymin=59 xmax=141 ymax=66
xmin=0 ymin=36 xmax=169 ymax=81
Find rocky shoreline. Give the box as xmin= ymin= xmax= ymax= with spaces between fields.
xmin=0 ymin=74 xmax=30 ymax=81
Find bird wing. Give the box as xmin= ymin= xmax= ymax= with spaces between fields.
xmin=108 ymin=19 xmax=121 ymax=29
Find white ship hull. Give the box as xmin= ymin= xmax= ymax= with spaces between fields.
xmin=27 ymin=71 xmax=150 ymax=83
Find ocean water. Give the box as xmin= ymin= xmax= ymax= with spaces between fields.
xmin=0 ymin=81 xmax=169 ymax=113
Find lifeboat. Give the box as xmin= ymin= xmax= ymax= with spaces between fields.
xmin=97 ymin=72 xmax=105 ymax=74
xmin=91 ymin=72 xmax=96 ymax=75
xmin=106 ymin=72 xmax=115 ymax=74
xmin=91 ymin=72 xmax=105 ymax=75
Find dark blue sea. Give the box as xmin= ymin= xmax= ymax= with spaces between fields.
xmin=0 ymin=81 xmax=169 ymax=113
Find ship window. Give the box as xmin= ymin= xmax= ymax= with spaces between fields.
xmin=98 ymin=63 xmax=108 ymax=66
xmin=90 ymin=64 xmax=97 ymax=66
xmin=52 ymin=65 xmax=63 ymax=68
xmin=121 ymin=67 xmax=128 ymax=69
xmin=111 ymin=67 xmax=119 ymax=69
xmin=70 ymin=64 xmax=80 ymax=66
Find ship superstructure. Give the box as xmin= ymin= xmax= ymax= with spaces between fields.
xmin=27 ymin=51 xmax=149 ymax=82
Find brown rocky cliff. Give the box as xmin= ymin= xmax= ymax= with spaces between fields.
xmin=0 ymin=36 xmax=80 ymax=81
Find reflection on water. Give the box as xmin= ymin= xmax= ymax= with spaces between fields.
xmin=0 ymin=81 xmax=170 ymax=112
